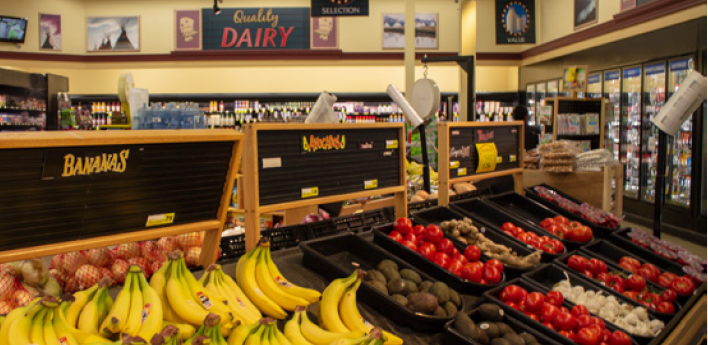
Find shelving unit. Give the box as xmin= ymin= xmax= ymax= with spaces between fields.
xmin=545 ymin=97 xmax=606 ymax=151
xmin=0 ymin=68 xmax=68 ymax=131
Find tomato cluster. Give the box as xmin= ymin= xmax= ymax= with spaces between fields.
xmin=617 ymin=256 xmax=696 ymax=297
xmin=539 ymin=216 xmax=593 ymax=242
xmin=389 ymin=218 xmax=502 ymax=284
xmin=567 ymin=255 xmax=684 ymax=314
xmin=500 ymin=222 xmax=564 ymax=254
xmin=499 ymin=284 xmax=632 ymax=345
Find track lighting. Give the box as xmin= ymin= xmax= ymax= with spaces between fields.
xmin=213 ymin=0 xmax=221 ymax=15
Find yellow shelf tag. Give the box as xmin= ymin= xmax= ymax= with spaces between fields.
xmin=509 ymin=154 xmax=517 ymax=163
xmin=450 ymin=161 xmax=460 ymax=169
xmin=385 ymin=140 xmax=398 ymax=149
xmin=496 ymin=156 xmax=503 ymax=163
xmin=146 ymin=213 xmax=175 ymax=227
xmin=301 ymin=187 xmax=319 ymax=198
xmin=364 ymin=179 xmax=378 ymax=190
xmin=476 ymin=143 xmax=499 ymax=173
xmin=458 ymin=168 xmax=467 ymax=176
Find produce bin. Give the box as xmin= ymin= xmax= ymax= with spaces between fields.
xmin=580 ymin=240 xmax=685 ymax=277
xmin=611 ymin=228 xmax=702 ymax=273
xmin=443 ymin=307 xmax=561 ymax=345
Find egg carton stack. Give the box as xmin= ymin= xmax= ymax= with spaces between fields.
xmin=537 ymin=141 xmax=580 ymax=173
xmin=523 ymin=149 xmax=541 ymax=170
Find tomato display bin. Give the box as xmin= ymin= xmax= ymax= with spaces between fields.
xmin=610 ymin=228 xmax=701 ymax=273
xmin=299 ymin=232 xmax=464 ymax=332
xmin=483 ymin=278 xmax=641 ymax=345
xmin=443 ymin=306 xmax=561 ymax=345
xmin=580 ymin=240 xmax=685 ymax=278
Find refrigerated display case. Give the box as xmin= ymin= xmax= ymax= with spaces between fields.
xmin=604 ymin=70 xmax=621 ymax=160
xmin=621 ymin=66 xmax=642 ymax=198
xmin=547 ymin=80 xmax=559 ymax=98
xmin=559 ymin=79 xmax=571 ymax=97
xmin=666 ymin=56 xmax=695 ymax=207
xmin=526 ymin=84 xmax=536 ymax=125
xmin=535 ymin=82 xmax=546 ymax=124
xmin=586 ymin=73 xmax=602 ymax=98
xmin=640 ymin=61 xmax=666 ymax=203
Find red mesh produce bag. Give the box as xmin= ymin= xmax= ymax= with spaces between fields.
xmin=114 ymin=242 xmax=141 ymax=261
xmin=85 ymin=247 xmax=113 ymax=268
xmin=48 ymin=268 xmax=68 ymax=287
xmin=175 ymin=232 xmax=203 ymax=250
xmin=61 ymin=251 xmax=87 ymax=274
xmin=50 ymin=254 xmax=63 ymax=271
xmin=140 ymin=241 xmax=162 ymax=263
xmin=185 ymin=246 xmax=202 ymax=267
xmin=0 ymin=269 xmax=14 ymax=301
xmin=10 ymin=282 xmax=31 ymax=308
xmin=0 ymin=300 xmax=11 ymax=314
xmin=127 ymin=257 xmax=150 ymax=277
xmin=157 ymin=236 xmax=177 ymax=254
xmin=75 ymin=265 xmax=101 ymax=290
xmin=64 ymin=276 xmax=80 ymax=294
xmin=111 ymin=259 xmax=130 ymax=285
xmin=99 ymin=267 xmax=114 ymax=286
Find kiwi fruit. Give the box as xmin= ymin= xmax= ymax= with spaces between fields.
xmin=364 ymin=269 xmax=387 ymax=285
xmin=453 ymin=312 xmax=478 ymax=340
xmin=379 ymin=267 xmax=400 ymax=282
xmin=419 ymin=280 xmax=434 ymax=293
xmin=479 ymin=322 xmax=499 ymax=339
xmin=377 ymin=259 xmax=398 ymax=272
xmin=496 ymin=322 xmax=515 ymax=337
xmin=368 ymin=280 xmax=388 ymax=295
xmin=502 ymin=333 xmax=525 ymax=345
xmin=399 ymin=269 xmax=422 ymax=285
xmin=434 ymin=306 xmax=447 ymax=317
xmin=449 ymin=289 xmax=461 ymax=308
xmin=518 ymin=333 xmax=538 ymax=345
xmin=490 ymin=339 xmax=511 ymax=345
xmin=430 ymin=282 xmax=450 ymax=305
xmin=391 ymin=294 xmax=408 ymax=305
xmin=478 ymin=303 xmax=504 ymax=322
xmin=443 ymin=301 xmax=458 ymax=317
xmin=387 ymin=278 xmax=407 ymax=295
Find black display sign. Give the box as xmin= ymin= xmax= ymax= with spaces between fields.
xmin=202 ymin=7 xmax=310 ymax=50
xmin=448 ymin=125 xmax=520 ymax=179
xmin=495 ymin=0 xmax=536 ymax=44
xmin=42 ymin=147 xmax=143 ymax=180
xmin=311 ymin=0 xmax=369 ymax=17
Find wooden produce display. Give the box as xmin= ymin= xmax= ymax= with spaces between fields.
xmin=438 ymin=121 xmax=524 ymax=205
xmin=240 ymin=123 xmax=408 ymax=250
xmin=542 ymin=97 xmax=606 ymax=151
xmin=0 ymin=129 xmax=243 ymax=266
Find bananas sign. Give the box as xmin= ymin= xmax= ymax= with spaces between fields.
xmin=42 ymin=146 xmax=142 ymax=180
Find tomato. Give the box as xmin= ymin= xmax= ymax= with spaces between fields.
xmin=388 ymin=231 xmax=403 ymax=242
xmin=590 ymin=317 xmax=605 ymax=331
xmin=559 ymin=330 xmax=575 ymax=341
xmin=393 ymin=218 xmax=413 ymax=235
xmin=595 ymin=272 xmax=611 ymax=285
xmin=607 ymin=330 xmax=632 ymax=345
xmin=500 ymin=284 xmax=526 ymax=303
xmin=449 ymin=247 xmax=461 ymax=259
xmin=526 ymin=232 xmax=539 ymax=241
xmin=447 ymin=259 xmax=464 ymax=277
xmin=569 ymin=226 xmax=593 ymax=242
xmin=540 ymin=303 xmax=560 ymax=323
xmin=400 ymin=240 xmax=417 ymax=252
xmin=637 ymin=266 xmax=656 ymax=282
xmin=545 ymin=290 xmax=564 ymax=307
xmin=608 ymin=276 xmax=625 ymax=291
xmin=501 ymin=222 xmax=516 ymax=231
xmin=550 ymin=239 xmax=564 ymax=253
xmin=463 ymin=245 xmax=481 ymax=262
xmin=567 ymin=255 xmax=589 ymax=272
xmin=623 ymin=291 xmax=638 ymax=301
xmin=660 ymin=289 xmax=677 ymax=303
xmin=539 ymin=236 xmax=551 ymax=244
xmin=505 ymin=301 xmax=518 ymax=310
xmin=582 ymin=270 xmax=595 ymax=279
xmin=576 ymin=328 xmax=601 ymax=345
xmin=432 ymin=252 xmax=451 ymax=269
xmin=553 ymin=312 xmax=577 ymax=331
xmin=540 ymin=240 xmax=557 ymax=254
xmin=517 ymin=300 xmax=527 ymax=312
xmin=509 ymin=226 xmax=522 ymax=237
xmin=526 ymin=237 xmax=542 ymax=250
xmin=559 ymin=306 xmax=570 ymax=315
xmin=403 ymin=232 xmax=417 ymax=244
xmin=423 ymin=224 xmax=444 ymax=243
xmin=417 ymin=242 xmax=436 ymax=260
xmin=517 ymin=233 xmax=530 ymax=243
xmin=460 ymin=262 xmax=483 ymax=282
xmin=485 ymin=259 xmax=504 ymax=273
xmin=483 ymin=266 xmax=501 ymax=284
xmin=525 ymin=312 xmax=540 ymax=322
xmin=569 ymin=221 xmax=583 ymax=228
xmin=436 ymin=238 xmax=455 ymax=256
xmin=619 ymin=256 xmax=641 ymax=269
xmin=625 ymin=275 xmax=646 ymax=292
xmin=548 ymin=225 xmax=563 ymax=239
xmin=671 ymin=276 xmax=696 ymax=296
xmin=540 ymin=218 xmax=555 ymax=229
xmin=603 ymin=329 xmax=612 ymax=342
xmin=641 ymin=263 xmax=661 ymax=281
xmin=554 ymin=216 xmax=569 ymax=225
xmin=525 ymin=292 xmax=545 ymax=313
xmin=576 ymin=314 xmax=593 ymax=329
xmin=656 ymin=301 xmax=675 ymax=314
xmin=658 ymin=272 xmax=677 ymax=288
xmin=452 ymin=251 xmax=469 ymax=264
xmin=619 ymin=262 xmax=638 ymax=274
xmin=571 ymin=305 xmax=590 ymax=317
xmin=412 ymin=224 xmax=426 ymax=237
xmin=588 ymin=258 xmax=608 ymax=275
xmin=542 ymin=321 xmax=555 ymax=330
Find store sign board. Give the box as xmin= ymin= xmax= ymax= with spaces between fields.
xmin=447 ymin=125 xmax=520 ymax=179
xmin=311 ymin=0 xmax=369 ymax=17
xmin=645 ymin=63 xmax=665 ymax=76
xmin=670 ymin=58 xmax=692 ymax=72
xmin=42 ymin=147 xmax=143 ymax=180
xmin=202 ymin=7 xmax=310 ymax=50
xmin=587 ymin=73 xmax=601 ymax=84
xmin=605 ymin=70 xmax=620 ymax=81
xmin=623 ymin=67 xmax=641 ymax=78
xmin=495 ymin=0 xmax=536 ymax=44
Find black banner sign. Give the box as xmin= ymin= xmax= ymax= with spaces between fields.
xmin=495 ymin=0 xmax=536 ymax=44
xmin=311 ymin=0 xmax=369 ymax=17
xmin=42 ymin=147 xmax=143 ymax=180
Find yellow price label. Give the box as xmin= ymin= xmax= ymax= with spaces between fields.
xmin=458 ymin=168 xmax=467 ymax=176
xmin=301 ymin=187 xmax=319 ymax=198
xmin=385 ymin=140 xmax=398 ymax=149
xmin=450 ymin=161 xmax=460 ymax=169
xmin=476 ymin=143 xmax=499 ymax=173
xmin=145 ymin=213 xmax=175 ymax=227
xmin=364 ymin=179 xmax=378 ymax=190
xmin=509 ymin=155 xmax=517 ymax=163
xmin=496 ymin=156 xmax=503 ymax=163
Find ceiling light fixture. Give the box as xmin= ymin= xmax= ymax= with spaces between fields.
xmin=213 ymin=0 xmax=221 ymax=15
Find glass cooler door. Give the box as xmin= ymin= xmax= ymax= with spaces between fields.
xmin=536 ymin=82 xmax=546 ymax=123
xmin=622 ymin=66 xmax=642 ymax=198
xmin=666 ymin=57 xmax=695 ymax=207
xmin=587 ymin=73 xmax=602 ymax=98
xmin=604 ymin=70 xmax=621 ymax=161
xmin=640 ymin=61 xmax=666 ymax=203
xmin=527 ymin=84 xmax=536 ymax=125
xmin=547 ymin=80 xmax=559 ymax=98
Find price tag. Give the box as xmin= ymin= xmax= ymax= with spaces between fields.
xmin=450 ymin=161 xmax=460 ymax=169
xmin=145 ymin=213 xmax=175 ymax=227
xmin=301 ymin=187 xmax=319 ymax=198
xmin=458 ymin=168 xmax=467 ymax=176
xmin=509 ymin=154 xmax=517 ymax=163
xmin=496 ymin=156 xmax=503 ymax=163
xmin=476 ymin=143 xmax=498 ymax=173
xmin=385 ymin=140 xmax=398 ymax=149
xmin=364 ymin=179 xmax=378 ymax=190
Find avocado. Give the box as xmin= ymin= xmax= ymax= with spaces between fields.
xmin=478 ymin=303 xmax=504 ymax=322
xmin=449 ymin=289 xmax=462 ymax=308
xmin=476 ymin=329 xmax=490 ymax=345
xmin=387 ymin=278 xmax=407 ymax=295
xmin=406 ymin=292 xmax=439 ymax=315
xmin=399 ymin=269 xmax=422 ymax=285
xmin=443 ymin=301 xmax=458 ymax=317
xmin=391 ymin=294 xmax=408 ymax=305
xmin=419 ymin=280 xmax=434 ymax=293
xmin=434 ymin=306 xmax=447 ymax=317
xmin=518 ymin=333 xmax=537 ymax=345
xmin=368 ymin=280 xmax=388 ymax=295
xmin=402 ymin=279 xmax=418 ymax=296
xmin=430 ymin=282 xmax=450 ymax=305
xmin=379 ymin=267 xmax=400 ymax=282
xmin=479 ymin=322 xmax=499 ymax=339
xmin=364 ymin=269 xmax=387 ymax=285
xmin=496 ymin=322 xmax=515 ymax=337
xmin=453 ymin=312 xmax=478 ymax=340
xmin=377 ymin=259 xmax=398 ymax=272
xmin=490 ymin=339 xmax=511 ymax=345
xmin=503 ymin=333 xmax=526 ymax=345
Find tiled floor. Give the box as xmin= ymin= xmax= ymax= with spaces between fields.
xmin=622 ymin=221 xmax=707 ymax=259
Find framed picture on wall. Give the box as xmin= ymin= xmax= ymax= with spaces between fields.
xmin=175 ymin=10 xmax=201 ymax=51
xmin=382 ymin=13 xmax=438 ymax=49
xmin=87 ymin=16 xmax=140 ymax=52
xmin=574 ymin=0 xmax=598 ymax=30
xmin=311 ymin=17 xmax=338 ymax=49
xmin=39 ymin=13 xmax=61 ymax=51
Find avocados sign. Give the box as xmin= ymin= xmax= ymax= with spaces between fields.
xmin=202 ymin=7 xmax=310 ymax=50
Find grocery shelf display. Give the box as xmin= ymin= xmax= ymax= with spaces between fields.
xmin=535 ymin=82 xmax=547 ymax=124
xmin=604 ymin=69 xmax=622 ymax=162
xmin=526 ymin=83 xmax=536 ymax=125
xmin=585 ymin=72 xmax=602 ymax=99
xmin=621 ymin=65 xmax=643 ymax=198
xmin=641 ymin=61 xmax=667 ymax=203
xmin=666 ymin=56 xmax=695 ymax=208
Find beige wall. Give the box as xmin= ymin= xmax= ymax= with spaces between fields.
xmin=539 ymin=0 xmax=620 ymax=44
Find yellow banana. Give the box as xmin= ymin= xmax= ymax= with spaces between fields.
xmin=261 ymin=324 xmax=272 ymax=345
xmin=273 ymin=325 xmax=292 ymax=345
xmin=255 ymin=249 xmax=310 ymax=312
xmin=283 ymin=309 xmax=314 ymax=345
xmin=123 ymin=269 xmax=145 ymax=336
xmin=244 ymin=324 xmax=266 ymax=345
xmin=52 ymin=301 xmax=82 ymax=345
xmin=29 ymin=307 xmax=49 ymax=345
xmin=298 ymin=309 xmax=364 ymax=345
xmin=163 ymin=320 xmax=196 ymax=341
xmin=66 ymin=283 xmax=100 ymax=328
xmin=337 ymin=279 xmax=403 ymax=345
xmin=207 ymin=274 xmax=258 ymax=325
xmin=136 ymin=269 xmax=164 ymax=341
xmin=77 ymin=287 xmax=104 ymax=335
xmin=42 ymin=309 xmax=58 ymax=345
xmin=319 ymin=271 xmax=360 ymax=333
xmin=178 ymin=258 xmax=234 ymax=326
xmin=8 ymin=301 xmax=44 ymax=345
xmin=263 ymin=246 xmax=321 ymax=304
xmin=226 ymin=320 xmax=260 ymax=345
xmin=0 ymin=304 xmax=30 ymax=344
xmin=165 ymin=255 xmax=212 ymax=327
xmin=217 ymin=266 xmax=262 ymax=319
xmin=237 ymin=247 xmax=287 ymax=319
xmin=100 ymin=271 xmax=134 ymax=336
xmin=151 ymin=260 xmax=187 ymax=325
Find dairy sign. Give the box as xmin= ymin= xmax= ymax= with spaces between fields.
xmin=311 ymin=0 xmax=369 ymax=17
xmin=202 ymin=8 xmax=310 ymax=50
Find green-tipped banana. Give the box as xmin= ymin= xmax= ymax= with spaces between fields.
xmin=283 ymin=308 xmax=314 ymax=345
xmin=123 ymin=268 xmax=144 ymax=336
xmin=254 ymin=249 xmax=309 ymax=311
xmin=319 ymin=271 xmax=360 ymax=333
xmin=100 ymin=271 xmax=134 ymax=337
xmin=66 ymin=283 xmax=100 ymax=327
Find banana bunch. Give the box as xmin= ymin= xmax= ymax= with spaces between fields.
xmin=319 ymin=271 xmax=403 ymax=345
xmin=236 ymin=238 xmax=321 ymax=319
xmin=65 ymin=277 xmax=113 ymax=336
xmin=98 ymin=265 xmax=163 ymax=340
xmin=171 ymin=313 xmax=228 ymax=345
xmin=283 ymin=306 xmax=366 ymax=345
xmin=0 ymin=296 xmax=112 ymax=345
xmin=198 ymin=264 xmax=261 ymax=325
xmin=227 ymin=317 xmax=292 ymax=345
xmin=162 ymin=321 xmax=197 ymax=341
xmin=151 ymin=251 xmax=236 ymax=336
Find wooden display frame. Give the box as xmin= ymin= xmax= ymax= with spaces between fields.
xmin=438 ymin=121 xmax=525 ymax=206
xmin=546 ymin=97 xmax=606 ymax=151
xmin=0 ymin=130 xmax=243 ymax=266
xmin=241 ymin=123 xmax=408 ymax=250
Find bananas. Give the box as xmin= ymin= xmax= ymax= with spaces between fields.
xmin=181 ymin=313 xmax=230 ymax=345
xmin=227 ymin=317 xmax=291 ymax=345
xmin=298 ymin=307 xmax=364 ymax=345
xmin=76 ymin=279 xmax=113 ymax=335
xmin=0 ymin=297 xmax=90 ymax=345
xmin=337 ymin=279 xmax=403 ymax=345
xmin=200 ymin=264 xmax=261 ymax=326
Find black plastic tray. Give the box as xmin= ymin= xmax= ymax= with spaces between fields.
xmin=299 ymin=232 xmax=462 ymax=332
xmin=443 ymin=306 xmax=561 ymax=345
xmin=394 ymin=208 xmax=540 ymax=278
xmin=580 ymin=240 xmax=685 ymax=276
xmin=304 ymin=218 xmax=338 ymax=239
xmin=262 ymin=225 xmax=309 ymax=251
xmin=449 ymin=199 xmax=566 ymax=261
xmin=372 ymin=222 xmax=506 ymax=295
xmin=611 ymin=228 xmax=694 ymax=272
xmin=525 ymin=184 xmax=619 ymax=237
xmin=521 ymin=264 xmax=662 ymax=344
xmin=480 ymin=194 xmax=589 ymax=250
xmin=408 ymin=199 xmax=438 ymax=212
xmin=219 ymin=233 xmax=246 ymax=261
xmin=483 ymin=278 xmax=640 ymax=345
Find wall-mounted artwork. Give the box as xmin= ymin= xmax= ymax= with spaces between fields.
xmin=382 ymin=13 xmax=438 ymax=49
xmin=311 ymin=16 xmax=338 ymax=49
xmin=39 ymin=14 xmax=61 ymax=51
xmin=175 ymin=10 xmax=201 ymax=51
xmin=574 ymin=0 xmax=598 ymax=30
xmin=87 ymin=16 xmax=140 ymax=52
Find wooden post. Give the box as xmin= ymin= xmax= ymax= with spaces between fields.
xmin=439 ymin=122 xmax=451 ymax=206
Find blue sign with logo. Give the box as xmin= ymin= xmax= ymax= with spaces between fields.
xmin=605 ymin=70 xmax=620 ymax=81
xmin=645 ymin=62 xmax=665 ymax=75
xmin=623 ymin=67 xmax=641 ymax=79
xmin=311 ymin=0 xmax=369 ymax=17
xmin=496 ymin=0 xmax=536 ymax=44
xmin=202 ymin=8 xmax=310 ymax=50
xmin=670 ymin=58 xmax=693 ymax=72
xmin=588 ymin=73 xmax=601 ymax=84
